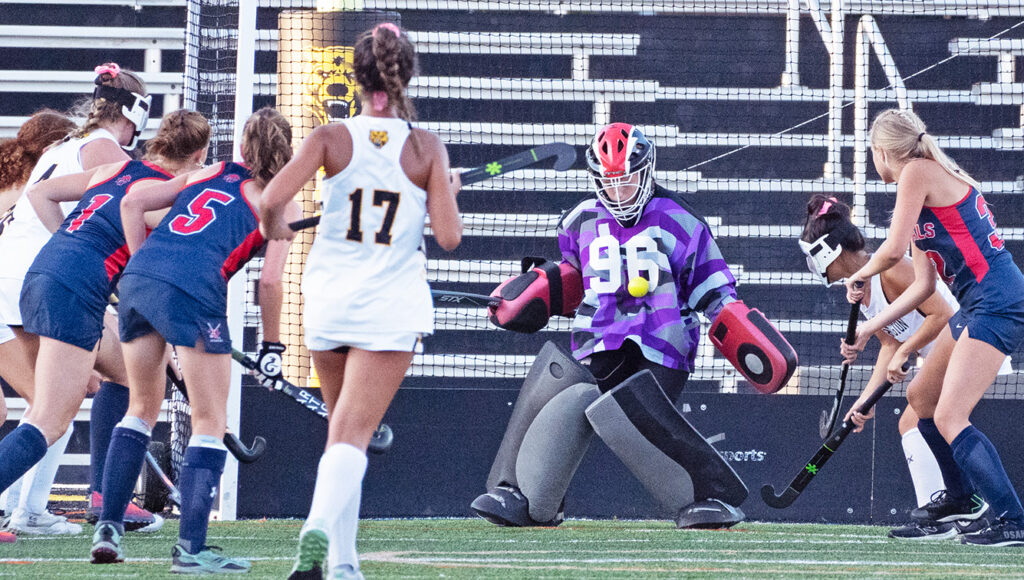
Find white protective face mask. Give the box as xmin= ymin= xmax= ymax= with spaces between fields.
xmin=798 ymin=231 xmax=844 ymax=287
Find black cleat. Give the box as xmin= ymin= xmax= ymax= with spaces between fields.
xmin=675 ymin=499 xmax=745 ymax=530
xmin=470 ymin=485 xmax=563 ymax=527
xmin=910 ymin=491 xmax=988 ymax=524
xmin=888 ymin=521 xmax=957 ymax=540
xmin=961 ymin=517 xmax=1024 ymax=547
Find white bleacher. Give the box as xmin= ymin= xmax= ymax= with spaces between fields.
xmin=948 ymin=37 xmax=1024 ymax=150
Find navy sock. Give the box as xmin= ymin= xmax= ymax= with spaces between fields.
xmin=90 ymin=382 xmax=130 ymax=495
xmin=178 ymin=444 xmax=227 ymax=554
xmin=0 ymin=424 xmax=48 ymax=493
xmin=952 ymin=426 xmax=1024 ymax=523
xmin=99 ymin=426 xmax=150 ymax=523
xmin=918 ymin=418 xmax=972 ymax=499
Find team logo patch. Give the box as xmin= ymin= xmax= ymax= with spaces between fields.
xmin=370 ymin=130 xmax=389 ymax=149
xmin=224 ymin=174 xmax=240 ymax=183
xmin=205 ymin=322 xmax=224 ymax=343
xmin=116 ymin=174 xmax=132 ymax=186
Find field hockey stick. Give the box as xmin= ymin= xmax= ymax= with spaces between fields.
xmin=164 ymin=364 xmax=268 ymax=463
xmin=761 ymin=362 xmax=910 ymax=509
xmin=288 ymin=142 xmax=577 ymax=231
xmin=230 ymin=348 xmax=394 ymax=455
xmin=819 ymin=283 xmax=864 ymax=439
xmin=144 ymin=449 xmax=182 ymax=506
xmin=432 ymin=289 xmax=501 ymax=308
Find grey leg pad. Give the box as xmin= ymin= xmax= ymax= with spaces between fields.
xmin=516 ymin=382 xmax=601 ymax=523
xmin=585 ymin=370 xmax=748 ymax=514
xmin=486 ymin=341 xmax=595 ymax=491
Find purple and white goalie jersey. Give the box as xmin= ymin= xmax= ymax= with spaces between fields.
xmin=557 ymin=186 xmax=737 ymax=371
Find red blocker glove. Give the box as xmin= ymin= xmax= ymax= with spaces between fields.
xmin=709 ymin=300 xmax=798 ymax=394
xmin=488 ymin=261 xmax=583 ymax=333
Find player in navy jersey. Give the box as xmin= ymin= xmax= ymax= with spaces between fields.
xmin=89 ymin=107 xmax=300 ymax=574
xmin=471 ymin=123 xmax=795 ymax=531
xmin=842 ymin=108 xmax=1024 ymax=546
xmin=0 ymin=111 xmax=209 ymax=539
xmin=0 ymin=64 xmax=154 ymax=537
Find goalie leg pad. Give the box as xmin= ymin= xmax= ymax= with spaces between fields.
xmin=489 ymin=262 xmax=583 ymax=333
xmin=585 ymin=370 xmax=748 ymax=513
xmin=516 ymin=382 xmax=601 ymax=523
xmin=484 ymin=341 xmax=595 ymax=491
xmin=709 ymin=300 xmax=798 ymax=394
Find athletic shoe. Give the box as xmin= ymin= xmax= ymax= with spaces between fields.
xmin=90 ymin=521 xmax=125 ymax=564
xmin=910 ymin=490 xmax=988 ymax=523
xmin=887 ymin=521 xmax=957 ymax=540
xmin=287 ymin=525 xmax=328 ymax=580
xmin=0 ymin=531 xmax=15 ymax=543
xmin=956 ymin=516 xmax=992 ymax=535
xmin=960 ymin=517 xmax=1024 ymax=547
xmin=675 ymin=499 xmax=745 ymax=530
xmin=469 ymin=485 xmax=563 ymax=527
xmin=171 ymin=543 xmax=251 ymax=574
xmin=8 ymin=509 xmax=83 ymax=535
xmin=87 ymin=491 xmax=164 ymax=533
xmin=328 ymin=565 xmax=365 ymax=579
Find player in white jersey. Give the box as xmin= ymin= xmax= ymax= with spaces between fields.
xmin=0 ymin=64 xmax=160 ymax=536
xmin=800 ymin=194 xmax=1003 ymax=539
xmin=261 ymin=22 xmax=462 ymax=580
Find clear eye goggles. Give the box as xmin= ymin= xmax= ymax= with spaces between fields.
xmin=798 ymin=227 xmax=851 ymax=287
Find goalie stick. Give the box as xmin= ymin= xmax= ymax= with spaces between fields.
xmin=230 ymin=349 xmax=394 ymax=455
xmin=761 ymin=362 xmax=910 ymax=509
xmin=431 ymin=289 xmax=501 ymax=308
xmin=288 ymin=142 xmax=577 ymax=231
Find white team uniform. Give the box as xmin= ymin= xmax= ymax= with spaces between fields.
xmin=0 ymin=129 xmax=118 ymax=334
xmin=861 ymin=274 xmax=1012 ymax=372
xmin=302 ymin=116 xmax=431 ymax=352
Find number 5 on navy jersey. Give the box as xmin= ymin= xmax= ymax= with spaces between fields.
xmin=169 ymin=188 xmax=234 ymax=235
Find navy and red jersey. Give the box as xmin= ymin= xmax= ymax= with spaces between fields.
xmin=122 ymin=161 xmax=263 ymax=315
xmin=914 ymin=186 xmax=1024 ymax=310
xmin=28 ymin=160 xmax=173 ymax=311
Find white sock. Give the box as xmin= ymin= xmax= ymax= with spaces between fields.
xmin=19 ymin=423 xmax=73 ymax=515
xmin=2 ymin=478 xmax=19 ymax=516
xmin=902 ymin=427 xmax=945 ymax=508
xmin=305 ymin=443 xmax=367 ymax=572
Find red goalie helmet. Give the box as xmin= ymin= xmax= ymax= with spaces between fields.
xmin=585 ymin=122 xmax=656 ymax=224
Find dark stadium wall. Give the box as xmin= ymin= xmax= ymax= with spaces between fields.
xmin=238 ymin=381 xmax=1024 ymax=525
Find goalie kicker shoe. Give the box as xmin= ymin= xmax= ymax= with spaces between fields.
xmin=887 ymin=521 xmax=958 ymax=540
xmin=960 ymin=516 xmax=1024 ymax=547
xmin=910 ymin=490 xmax=988 ymax=524
xmin=470 ymin=485 xmax=564 ymax=527
xmin=86 ymin=491 xmax=164 ymax=532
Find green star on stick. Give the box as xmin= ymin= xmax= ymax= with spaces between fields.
xmin=485 ymin=161 xmax=502 ymax=175
xmin=805 ymin=464 xmax=818 ymax=475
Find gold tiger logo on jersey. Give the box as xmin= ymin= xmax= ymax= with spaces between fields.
xmin=308 ymin=46 xmax=359 ymax=124
xmin=370 ymin=130 xmax=389 ymax=148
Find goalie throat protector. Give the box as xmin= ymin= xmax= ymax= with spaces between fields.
xmin=94 ymin=84 xmax=151 ymax=151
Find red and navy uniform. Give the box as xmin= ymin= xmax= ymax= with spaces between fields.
xmin=19 ymin=160 xmax=172 ymax=350
xmin=914 ymin=186 xmax=1024 ymax=353
xmin=118 ymin=162 xmax=262 ymax=353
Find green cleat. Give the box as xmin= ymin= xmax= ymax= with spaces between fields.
xmin=171 ymin=543 xmax=251 ymax=575
xmin=90 ymin=521 xmax=125 ymax=564
xmin=288 ymin=527 xmax=329 ymax=580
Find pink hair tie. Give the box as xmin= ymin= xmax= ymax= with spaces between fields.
xmin=94 ymin=63 xmax=120 ymax=78
xmin=373 ymin=22 xmax=401 ymax=38
xmin=372 ymin=91 xmax=389 ymax=112
xmin=817 ymin=196 xmax=839 ymax=216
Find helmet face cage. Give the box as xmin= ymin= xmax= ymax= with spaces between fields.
xmin=94 ymin=84 xmax=152 ymax=151
xmin=586 ymin=123 xmax=656 ymax=224
xmin=798 ymin=232 xmax=843 ymax=287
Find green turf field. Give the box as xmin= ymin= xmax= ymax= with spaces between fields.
xmin=3 ymin=518 xmax=1024 ymax=578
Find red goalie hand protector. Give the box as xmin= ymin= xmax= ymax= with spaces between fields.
xmin=709 ymin=300 xmax=798 ymax=394
xmin=488 ymin=262 xmax=583 ymax=333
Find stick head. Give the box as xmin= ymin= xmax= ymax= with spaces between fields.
xmin=760 ymin=484 xmax=800 ymax=509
